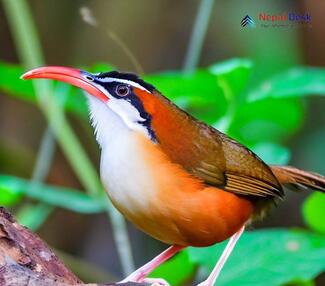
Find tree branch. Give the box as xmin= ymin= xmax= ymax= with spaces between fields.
xmin=0 ymin=207 xmax=146 ymax=286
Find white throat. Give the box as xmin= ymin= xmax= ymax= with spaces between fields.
xmin=87 ymin=95 xmax=156 ymax=212
xmin=87 ymin=95 xmax=129 ymax=149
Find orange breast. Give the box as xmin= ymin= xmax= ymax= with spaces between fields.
xmin=159 ymin=187 xmax=253 ymax=246
xmin=112 ymin=134 xmax=253 ymax=247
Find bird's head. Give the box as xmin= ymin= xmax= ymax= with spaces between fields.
xmin=22 ymin=66 xmax=161 ymax=144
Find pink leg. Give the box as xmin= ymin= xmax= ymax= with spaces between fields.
xmin=197 ymin=225 xmax=245 ymax=286
xmin=120 ymin=245 xmax=184 ymax=283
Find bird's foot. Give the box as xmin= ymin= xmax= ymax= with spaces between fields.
xmin=141 ymin=277 xmax=170 ymax=286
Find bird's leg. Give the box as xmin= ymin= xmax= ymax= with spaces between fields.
xmin=120 ymin=244 xmax=184 ymax=285
xmin=197 ymin=225 xmax=245 ymax=286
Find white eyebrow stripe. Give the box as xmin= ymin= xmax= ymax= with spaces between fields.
xmin=98 ymin=77 xmax=151 ymax=93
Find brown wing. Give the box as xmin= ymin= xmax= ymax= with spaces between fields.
xmin=186 ymin=129 xmax=284 ymax=199
xmin=219 ymin=133 xmax=283 ymax=199
xmin=149 ymin=91 xmax=283 ymax=200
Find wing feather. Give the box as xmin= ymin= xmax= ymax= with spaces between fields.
xmin=225 ymin=173 xmax=283 ymax=198
xmin=149 ymin=91 xmax=284 ymax=200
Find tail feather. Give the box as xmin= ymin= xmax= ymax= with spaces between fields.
xmin=271 ymin=166 xmax=325 ymax=193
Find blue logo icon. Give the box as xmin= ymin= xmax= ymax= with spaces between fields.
xmin=241 ymin=15 xmax=256 ymax=27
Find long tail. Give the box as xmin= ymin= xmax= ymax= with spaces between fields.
xmin=271 ymin=165 xmax=325 ymax=193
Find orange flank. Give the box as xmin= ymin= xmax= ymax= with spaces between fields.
xmin=114 ymin=133 xmax=253 ymax=247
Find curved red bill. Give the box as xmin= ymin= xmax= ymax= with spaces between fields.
xmin=21 ymin=66 xmax=109 ymax=102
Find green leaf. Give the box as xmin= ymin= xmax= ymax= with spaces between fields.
xmin=144 ymin=70 xmax=227 ymax=124
xmin=228 ymin=98 xmax=304 ymax=146
xmin=248 ymin=67 xmax=325 ymax=102
xmin=209 ymin=58 xmax=253 ymax=76
xmin=208 ymin=60 xmax=305 ymax=146
xmin=252 ymin=142 xmax=291 ymax=165
xmin=0 ymin=62 xmax=35 ymax=99
xmin=85 ymin=62 xmax=115 ymax=73
xmin=302 ymin=192 xmax=325 ymax=234
xmin=149 ymin=251 xmax=196 ymax=286
xmin=187 ymin=229 xmax=325 ymax=286
xmin=0 ymin=175 xmax=105 ymax=213
xmin=0 ymin=171 xmax=24 ymax=207
xmin=284 ymin=279 xmax=315 ymax=286
xmin=0 ymin=183 xmax=23 ymax=206
xmin=209 ymin=58 xmax=253 ymax=99
xmin=144 ymin=60 xmax=253 ymax=126
xmin=209 ymin=59 xmax=254 ymax=132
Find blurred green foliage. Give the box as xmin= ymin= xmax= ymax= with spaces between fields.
xmin=0 ymin=58 xmax=325 ymax=285
xmin=303 ymin=193 xmax=325 ymax=235
xmin=0 ymin=175 xmax=105 ymax=213
xmin=149 ymin=251 xmax=196 ymax=285
xmin=188 ymin=229 xmax=325 ymax=286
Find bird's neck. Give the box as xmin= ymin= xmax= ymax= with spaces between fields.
xmin=87 ymin=89 xmax=213 ymax=175
xmin=136 ymin=89 xmax=209 ymax=171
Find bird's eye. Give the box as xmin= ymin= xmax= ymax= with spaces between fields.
xmin=85 ymin=75 xmax=94 ymax=81
xmin=116 ymin=84 xmax=130 ymax=97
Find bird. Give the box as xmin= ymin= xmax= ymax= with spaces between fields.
xmin=22 ymin=66 xmax=325 ymax=286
